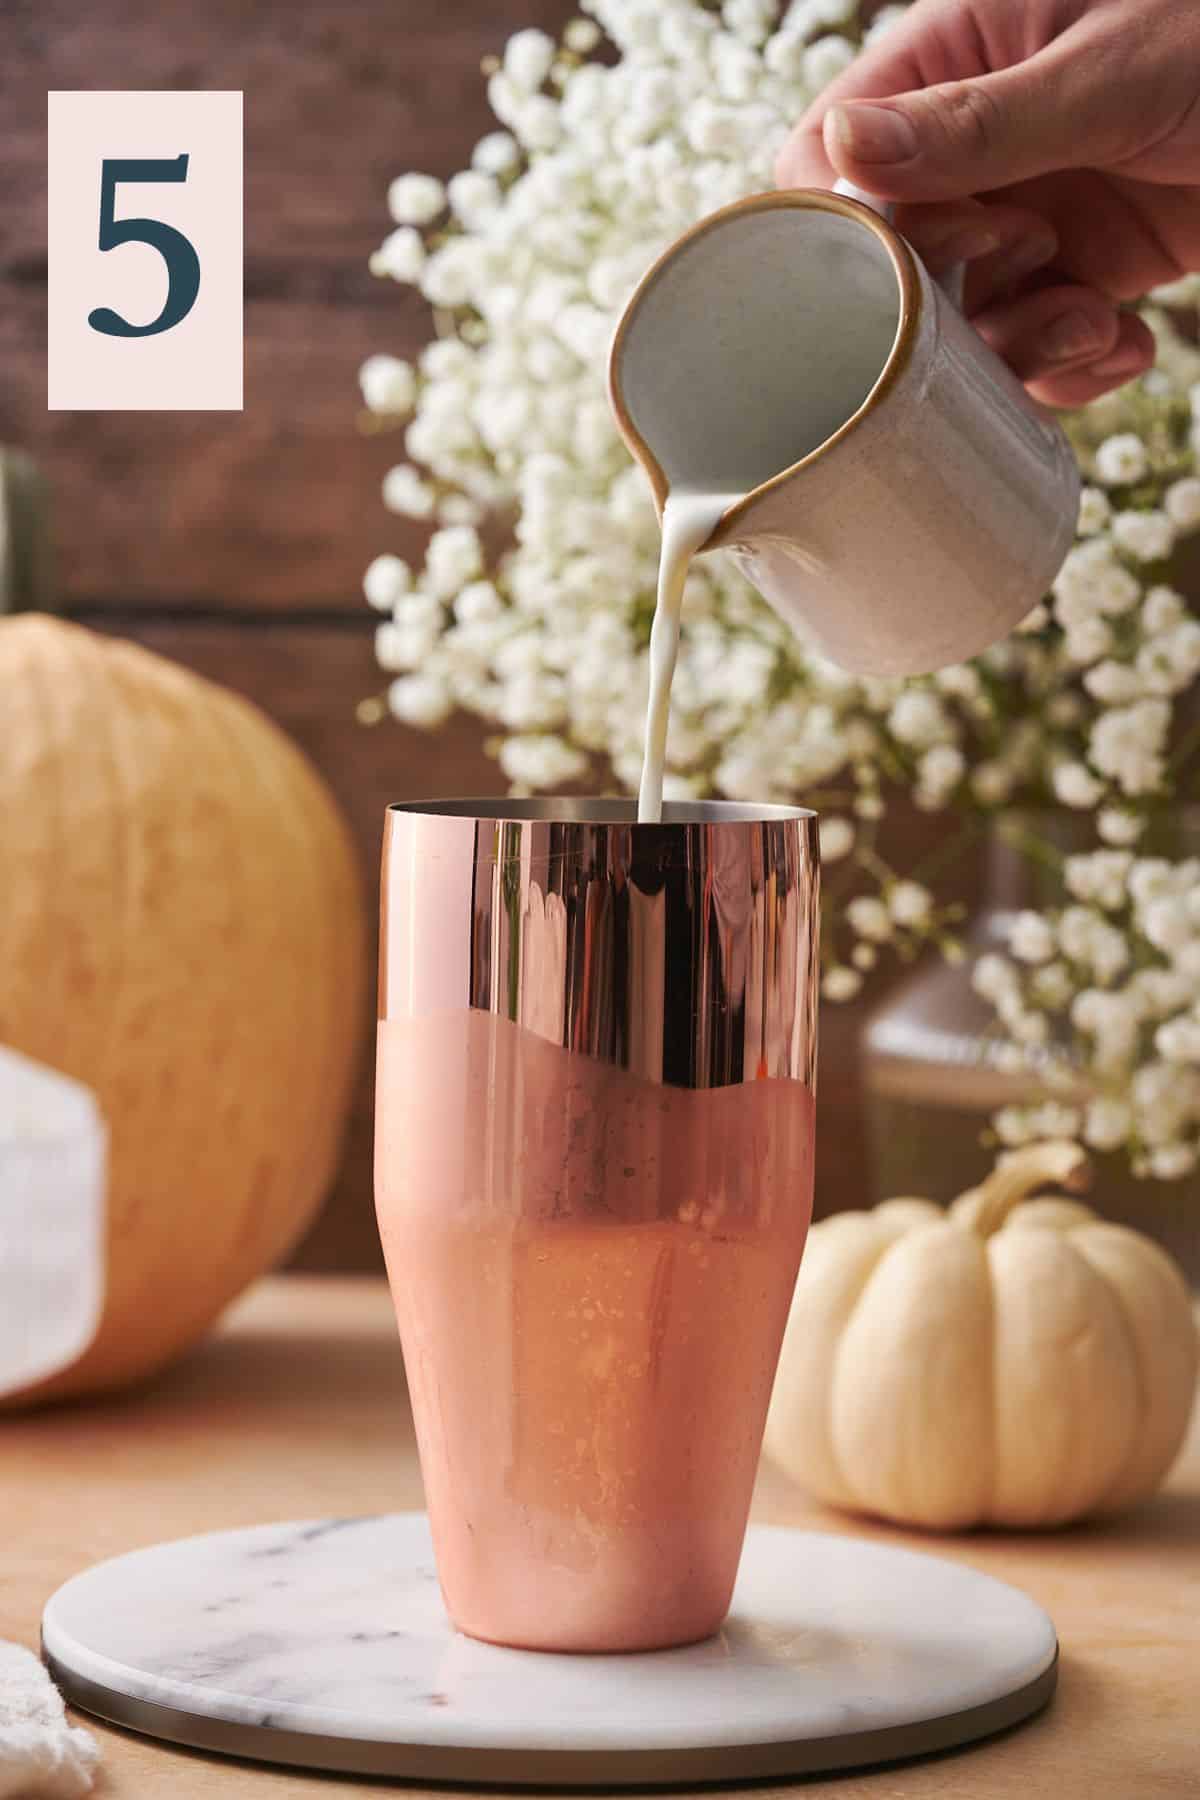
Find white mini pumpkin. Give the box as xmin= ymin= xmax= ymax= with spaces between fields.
xmin=765 ymin=1143 xmax=1198 ymax=1529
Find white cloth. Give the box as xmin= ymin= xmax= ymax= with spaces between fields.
xmin=0 ymin=1046 xmax=105 ymax=1397
xmin=0 ymin=1642 xmax=98 ymax=1798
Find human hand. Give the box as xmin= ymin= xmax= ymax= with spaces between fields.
xmin=777 ymin=0 xmax=1200 ymax=406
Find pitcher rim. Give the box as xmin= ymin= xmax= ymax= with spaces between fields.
xmin=607 ymin=187 xmax=920 ymax=550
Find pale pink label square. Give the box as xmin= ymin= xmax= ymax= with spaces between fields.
xmin=47 ymin=91 xmax=242 ymax=411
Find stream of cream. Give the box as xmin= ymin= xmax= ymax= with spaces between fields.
xmin=638 ymin=491 xmax=740 ymax=824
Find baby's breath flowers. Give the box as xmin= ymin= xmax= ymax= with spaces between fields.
xmin=361 ymin=0 xmax=1200 ymax=1182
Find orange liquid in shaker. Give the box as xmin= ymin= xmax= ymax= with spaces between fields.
xmin=376 ymin=1010 xmax=814 ymax=1652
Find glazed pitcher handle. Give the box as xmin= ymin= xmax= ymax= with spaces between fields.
xmin=832 ymin=179 xmax=966 ymax=310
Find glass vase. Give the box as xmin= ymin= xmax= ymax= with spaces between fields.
xmin=863 ymin=812 xmax=1199 ymax=1281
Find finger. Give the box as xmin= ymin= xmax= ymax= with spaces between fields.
xmin=812 ymin=30 xmax=1150 ymax=204
xmin=776 ymin=1 xmax=979 ymax=189
xmin=885 ymin=199 xmax=1017 ymax=271
xmin=1025 ymin=315 xmax=1159 ymax=408
xmin=892 ymin=201 xmax=1058 ymax=302
xmin=962 ymin=225 xmax=1061 ymax=311
xmin=971 ymin=284 xmax=1124 ymax=384
xmin=996 ymin=171 xmax=1198 ymax=303
xmin=776 ymin=113 xmax=837 ymax=191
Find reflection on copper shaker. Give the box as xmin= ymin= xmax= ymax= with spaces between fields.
xmin=376 ymin=799 xmax=819 ymax=1652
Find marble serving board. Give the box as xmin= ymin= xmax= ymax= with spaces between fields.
xmin=43 ymin=1513 xmax=1058 ymax=1785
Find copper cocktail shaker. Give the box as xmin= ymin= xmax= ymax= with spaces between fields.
xmin=376 ymin=799 xmax=819 ymax=1652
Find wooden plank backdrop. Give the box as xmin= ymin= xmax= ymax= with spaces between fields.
xmin=2 ymin=0 xmax=956 ymax=1270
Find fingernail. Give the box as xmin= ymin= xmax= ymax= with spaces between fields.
xmin=826 ymin=102 xmax=919 ymax=166
xmin=1041 ymin=311 xmax=1107 ymax=364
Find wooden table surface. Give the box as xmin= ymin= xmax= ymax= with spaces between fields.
xmin=4 ymin=1276 xmax=1197 ymax=1797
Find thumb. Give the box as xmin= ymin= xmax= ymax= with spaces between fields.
xmin=821 ymin=50 xmax=1131 ymax=201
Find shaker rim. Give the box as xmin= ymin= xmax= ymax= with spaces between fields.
xmin=387 ymin=797 xmax=817 ymax=826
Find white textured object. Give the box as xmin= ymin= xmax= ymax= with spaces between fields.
xmin=0 ymin=1642 xmax=98 ymax=1799
xmin=0 ymin=1045 xmax=105 ymax=1396
xmin=43 ymin=1514 xmax=1057 ymax=1784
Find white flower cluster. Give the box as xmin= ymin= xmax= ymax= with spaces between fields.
xmin=363 ymin=0 xmax=1200 ymax=1181
xmin=362 ymin=0 xmax=868 ymax=793
xmin=978 ymin=851 xmax=1200 ymax=1178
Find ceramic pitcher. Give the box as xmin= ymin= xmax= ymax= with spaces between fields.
xmin=608 ymin=186 xmax=1080 ymax=678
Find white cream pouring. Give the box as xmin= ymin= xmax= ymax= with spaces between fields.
xmin=637 ymin=491 xmax=740 ymax=824
xmin=619 ymin=208 xmax=907 ymax=824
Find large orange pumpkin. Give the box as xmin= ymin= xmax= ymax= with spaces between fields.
xmin=0 ymin=616 xmax=365 ymax=1401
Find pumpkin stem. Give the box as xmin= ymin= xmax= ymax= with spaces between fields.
xmin=950 ymin=1141 xmax=1091 ymax=1238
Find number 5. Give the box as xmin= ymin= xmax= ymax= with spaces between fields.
xmin=87 ymin=156 xmax=201 ymax=339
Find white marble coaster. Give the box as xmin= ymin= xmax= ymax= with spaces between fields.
xmin=43 ymin=1514 xmax=1057 ymax=1785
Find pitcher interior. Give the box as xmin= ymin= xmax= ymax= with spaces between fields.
xmin=617 ymin=204 xmax=905 ymax=494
